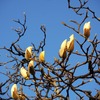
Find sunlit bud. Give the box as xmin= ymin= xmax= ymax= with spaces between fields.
xmin=11 ymin=84 xmax=19 ymax=99
xmin=20 ymin=67 xmax=30 ymax=80
xmin=66 ymin=34 xmax=74 ymax=52
xmin=59 ymin=39 xmax=67 ymax=58
xmin=28 ymin=60 xmax=34 ymax=75
xmin=59 ymin=48 xmax=66 ymax=58
xmin=60 ymin=39 xmax=67 ymax=50
xmin=39 ymin=51 xmax=45 ymax=62
xmin=28 ymin=60 xmax=34 ymax=67
xmin=83 ymin=21 xmax=91 ymax=38
xmin=25 ymin=46 xmax=33 ymax=60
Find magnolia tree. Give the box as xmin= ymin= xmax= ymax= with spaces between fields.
xmin=0 ymin=0 xmax=100 ymax=100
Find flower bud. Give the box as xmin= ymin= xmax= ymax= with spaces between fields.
xmin=11 ymin=84 xmax=19 ymax=99
xmin=39 ymin=51 xmax=45 ymax=62
xmin=59 ymin=39 xmax=67 ymax=58
xmin=20 ymin=67 xmax=30 ymax=79
xmin=83 ymin=21 xmax=91 ymax=38
xmin=66 ymin=34 xmax=74 ymax=52
xmin=25 ymin=46 xmax=33 ymax=60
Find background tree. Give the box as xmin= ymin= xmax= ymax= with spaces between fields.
xmin=0 ymin=0 xmax=100 ymax=100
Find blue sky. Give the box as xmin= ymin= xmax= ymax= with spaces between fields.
xmin=0 ymin=0 xmax=100 ymax=100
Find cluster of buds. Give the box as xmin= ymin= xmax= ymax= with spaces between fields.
xmin=11 ymin=21 xmax=91 ymax=99
xmin=59 ymin=21 xmax=91 ymax=59
xmin=59 ymin=34 xmax=75 ymax=58
xmin=20 ymin=46 xmax=45 ymax=80
xmin=11 ymin=46 xmax=45 ymax=99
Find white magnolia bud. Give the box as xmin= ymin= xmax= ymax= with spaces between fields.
xmin=25 ymin=46 xmax=33 ymax=60
xmin=67 ymin=34 xmax=74 ymax=52
xmin=59 ymin=39 xmax=67 ymax=58
xmin=83 ymin=21 xmax=91 ymax=38
xmin=39 ymin=51 xmax=45 ymax=62
xmin=20 ymin=67 xmax=30 ymax=80
xmin=11 ymin=84 xmax=18 ymax=99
